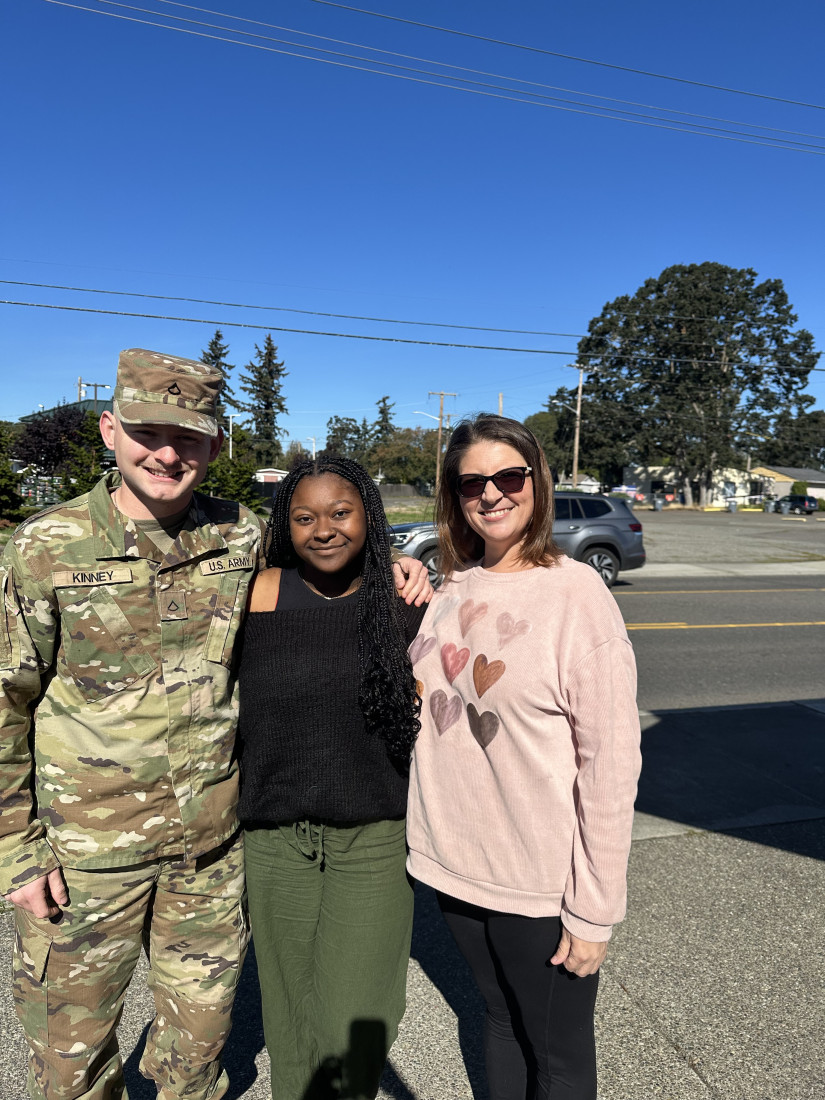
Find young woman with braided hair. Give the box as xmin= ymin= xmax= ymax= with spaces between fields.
xmin=237 ymin=457 xmax=425 ymax=1100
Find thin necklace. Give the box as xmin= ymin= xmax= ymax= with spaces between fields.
xmin=298 ymin=571 xmax=361 ymax=601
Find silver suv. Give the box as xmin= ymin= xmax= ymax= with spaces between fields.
xmin=552 ymin=492 xmax=645 ymax=585
xmin=389 ymin=493 xmax=645 ymax=587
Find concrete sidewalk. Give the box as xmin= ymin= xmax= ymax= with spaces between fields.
xmin=635 ymin=560 xmax=825 ymax=580
xmin=2 ymin=698 xmax=823 ymax=1099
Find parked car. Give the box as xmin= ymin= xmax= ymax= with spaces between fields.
xmin=389 ymin=492 xmax=645 ymax=588
xmin=774 ymin=494 xmax=818 ymax=515
xmin=552 ymin=492 xmax=645 ymax=585
xmin=389 ymin=521 xmax=440 ymax=585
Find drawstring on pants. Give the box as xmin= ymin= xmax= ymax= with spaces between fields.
xmin=293 ymin=820 xmax=326 ymax=868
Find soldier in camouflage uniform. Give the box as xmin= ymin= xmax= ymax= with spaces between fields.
xmin=0 ymin=349 xmax=260 ymax=1100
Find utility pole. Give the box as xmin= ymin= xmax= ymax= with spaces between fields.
xmin=81 ymin=380 xmax=111 ymax=414
xmin=428 ymin=390 xmax=457 ymax=492
xmin=306 ymin=436 xmax=316 ymax=459
xmin=227 ymin=414 xmax=239 ymax=460
xmin=572 ymin=365 xmax=584 ymax=490
xmin=498 ymin=392 xmax=503 ymax=415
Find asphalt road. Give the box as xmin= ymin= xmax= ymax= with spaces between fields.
xmin=614 ymin=575 xmax=825 ymax=710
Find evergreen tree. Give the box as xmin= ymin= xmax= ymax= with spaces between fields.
xmin=373 ymin=395 xmax=396 ymax=442
xmin=199 ymin=424 xmax=263 ymax=510
xmin=235 ymin=334 xmax=288 ymax=468
xmin=576 ymin=263 xmax=820 ymax=504
xmin=757 ymin=409 xmax=825 ymax=469
xmin=200 ymin=329 xmax=237 ymax=431
xmin=0 ymin=423 xmax=24 ymax=522
xmin=58 ymin=412 xmax=109 ymax=500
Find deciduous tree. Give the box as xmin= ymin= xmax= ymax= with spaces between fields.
xmin=323 ymin=416 xmax=374 ymax=465
xmin=370 ymin=427 xmax=438 ymax=491
xmin=16 ymin=403 xmax=87 ymax=478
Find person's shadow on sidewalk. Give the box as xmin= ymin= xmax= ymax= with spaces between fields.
xmin=408 ymin=883 xmax=488 ymax=1099
xmin=123 ymin=940 xmax=266 ymax=1100
xmin=123 ymin=938 xmax=427 ymax=1100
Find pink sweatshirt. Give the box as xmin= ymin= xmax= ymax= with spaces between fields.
xmin=406 ymin=556 xmax=642 ymax=941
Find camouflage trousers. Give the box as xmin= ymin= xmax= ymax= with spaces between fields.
xmin=12 ymin=833 xmax=248 ymax=1100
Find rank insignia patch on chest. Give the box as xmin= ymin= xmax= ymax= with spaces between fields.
xmin=160 ymin=590 xmax=188 ymax=620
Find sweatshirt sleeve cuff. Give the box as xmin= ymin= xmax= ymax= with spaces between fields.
xmin=560 ymin=904 xmax=614 ymax=943
xmin=0 ymin=838 xmax=60 ymax=896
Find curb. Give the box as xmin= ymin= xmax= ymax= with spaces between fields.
xmin=631 ymin=561 xmax=825 ymax=579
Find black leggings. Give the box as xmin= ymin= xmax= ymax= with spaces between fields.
xmin=438 ymin=893 xmax=599 ymax=1100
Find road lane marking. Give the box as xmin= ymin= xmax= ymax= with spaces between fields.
xmin=626 ymin=621 xmax=825 ymax=631
xmin=617 ymin=587 xmax=825 ymax=596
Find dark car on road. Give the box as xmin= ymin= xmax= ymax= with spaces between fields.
xmin=389 ymin=492 xmax=645 ymax=587
xmin=774 ymin=494 xmax=818 ymax=515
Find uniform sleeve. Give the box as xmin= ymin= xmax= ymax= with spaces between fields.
xmin=0 ymin=542 xmax=62 ymax=893
xmin=560 ymin=634 xmax=642 ymax=941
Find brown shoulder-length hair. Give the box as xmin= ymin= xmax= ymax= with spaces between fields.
xmin=436 ymin=413 xmax=563 ymax=580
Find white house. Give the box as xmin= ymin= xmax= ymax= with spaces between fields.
xmin=623 ymin=464 xmax=755 ymax=505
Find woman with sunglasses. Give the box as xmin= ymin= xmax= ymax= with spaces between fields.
xmin=406 ymin=414 xmax=641 ymax=1100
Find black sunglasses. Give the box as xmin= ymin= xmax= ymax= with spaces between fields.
xmin=455 ymin=466 xmax=533 ymax=499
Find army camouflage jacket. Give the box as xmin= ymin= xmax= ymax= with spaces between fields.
xmin=0 ymin=471 xmax=262 ymax=894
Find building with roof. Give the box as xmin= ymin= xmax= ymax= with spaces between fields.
xmin=749 ymin=465 xmax=825 ymax=500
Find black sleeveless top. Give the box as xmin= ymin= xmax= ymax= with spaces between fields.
xmin=237 ymin=568 xmax=425 ymax=825
xmin=275 ymin=564 xmax=360 ymax=610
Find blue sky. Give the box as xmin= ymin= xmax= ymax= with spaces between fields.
xmin=3 ymin=0 xmax=824 ymax=449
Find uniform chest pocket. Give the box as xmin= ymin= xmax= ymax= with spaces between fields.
xmin=59 ymin=587 xmax=158 ymax=698
xmin=204 ymin=568 xmax=253 ymax=667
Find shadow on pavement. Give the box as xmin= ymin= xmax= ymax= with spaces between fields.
xmin=122 ymin=941 xmax=266 ymax=1100
xmin=637 ymin=701 xmax=825 ymax=858
xmin=408 ymin=883 xmax=487 ymax=1100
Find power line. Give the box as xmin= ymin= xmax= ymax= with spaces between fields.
xmin=134 ymin=0 xmax=825 ymax=144
xmin=4 ymin=298 xmax=820 ymax=370
xmin=0 ymin=299 xmax=575 ymax=354
xmin=4 ymin=262 xmax=814 ymax=331
xmin=0 ymin=280 xmax=585 ymax=339
xmin=307 ymin=0 xmax=825 ymax=112
xmin=37 ymin=0 xmax=825 ymax=154
xmin=6 ymin=280 xmax=817 ymax=359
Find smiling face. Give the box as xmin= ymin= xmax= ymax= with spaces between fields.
xmin=457 ymin=440 xmax=535 ymax=569
xmin=289 ymin=472 xmax=368 ymax=584
xmin=99 ymin=411 xmax=222 ymax=520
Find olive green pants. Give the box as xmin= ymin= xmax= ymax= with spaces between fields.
xmin=12 ymin=834 xmax=248 ymax=1100
xmin=244 ymin=818 xmax=413 ymax=1100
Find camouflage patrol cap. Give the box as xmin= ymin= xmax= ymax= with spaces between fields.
xmin=113 ymin=348 xmax=222 ymax=437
